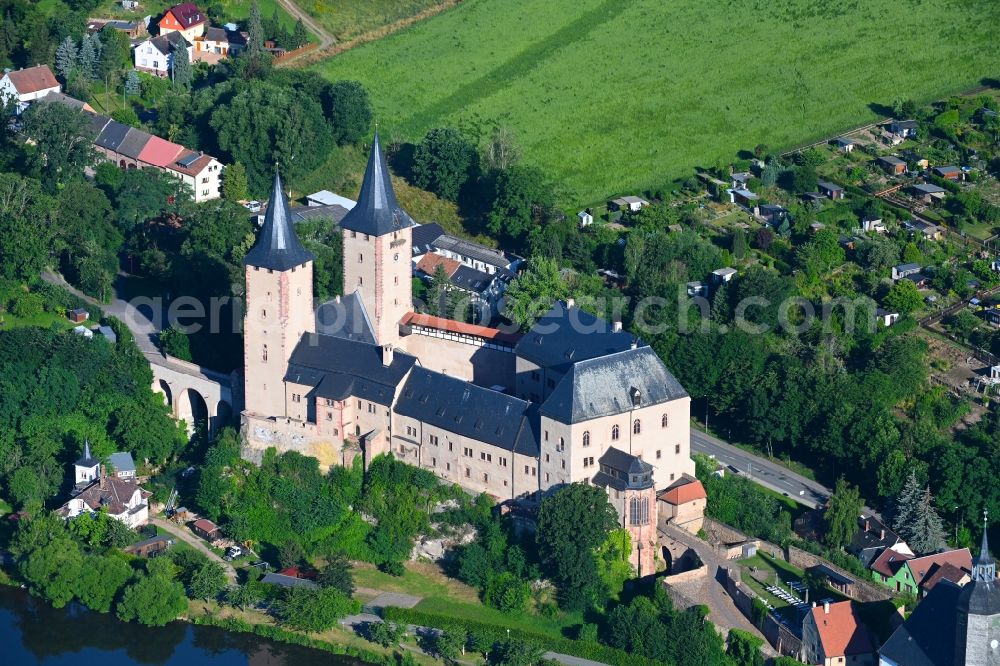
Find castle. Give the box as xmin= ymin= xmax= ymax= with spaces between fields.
xmin=240 ymin=134 xmax=700 ymax=573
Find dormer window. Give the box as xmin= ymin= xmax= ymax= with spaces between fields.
xmin=630 ymin=387 xmax=641 ymax=407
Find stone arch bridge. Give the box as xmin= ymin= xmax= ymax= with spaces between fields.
xmin=148 ymin=352 xmax=242 ymax=435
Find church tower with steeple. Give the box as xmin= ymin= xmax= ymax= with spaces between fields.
xmin=956 ymin=514 xmax=1000 ymax=666
xmin=243 ymin=170 xmax=316 ymax=418
xmin=340 ymin=132 xmax=413 ymax=346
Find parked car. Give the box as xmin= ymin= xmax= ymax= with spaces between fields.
xmin=244 ymin=200 xmax=262 ymax=213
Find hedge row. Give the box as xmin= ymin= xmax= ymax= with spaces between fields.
xmin=382 ymin=607 xmax=662 ymax=666
xmin=190 ymin=614 xmax=394 ymax=665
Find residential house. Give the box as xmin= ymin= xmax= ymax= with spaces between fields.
xmin=192 ymin=26 xmax=245 ymax=61
xmin=608 ymin=195 xmax=649 ymax=213
xmin=305 ymin=190 xmax=356 ymax=209
xmin=0 ymin=65 xmax=60 ymax=113
xmin=802 ymin=600 xmax=875 ymax=666
xmin=37 ymin=91 xmax=94 ymax=113
xmin=730 ymin=172 xmax=752 ymax=189
xmin=870 ymin=547 xmax=914 ymax=592
xmin=410 ymin=222 xmax=445 ymax=263
xmin=877 ymin=156 xmax=907 ymax=176
xmin=107 ymin=452 xmax=136 ymax=480
xmin=818 ymin=181 xmax=845 ymax=200
xmin=432 ymin=233 xmax=520 ymax=275
xmin=891 ymin=263 xmax=922 ymax=281
xmin=712 ymin=267 xmax=737 ymax=284
xmin=835 ymin=137 xmax=857 ymax=153
xmin=577 ymin=210 xmax=593 ymax=227
xmin=191 ymin=518 xmax=222 ymax=541
xmin=932 ymin=165 xmax=963 ymax=181
xmin=889 ymin=120 xmax=919 ymax=139
xmin=848 ymin=515 xmax=912 ymax=567
xmin=134 ymin=31 xmax=192 ymax=78
xmin=910 ymin=183 xmax=947 ymax=204
xmin=158 ymin=2 xmax=208 ymax=41
xmin=883 ymin=549 xmax=973 ymax=598
xmin=59 ymin=468 xmax=151 ymax=529
xmin=169 ymin=150 xmax=223 ymax=202
xmin=657 ymin=476 xmax=706 ymax=534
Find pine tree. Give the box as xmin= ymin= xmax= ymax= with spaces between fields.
xmin=55 ymin=36 xmax=78 ymax=83
xmin=0 ymin=13 xmax=18 ymax=68
xmin=124 ymin=70 xmax=140 ymax=97
xmin=907 ymin=488 xmax=948 ymax=555
xmin=90 ymin=33 xmax=102 ymax=75
xmin=78 ymin=34 xmax=97 ymax=81
xmin=247 ymin=0 xmax=264 ymax=55
xmin=291 ymin=19 xmax=309 ymax=49
xmin=733 ymin=228 xmax=748 ymax=259
xmin=171 ymin=42 xmax=192 ymax=90
xmin=893 ymin=471 xmax=923 ymax=541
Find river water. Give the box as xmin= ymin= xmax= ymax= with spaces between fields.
xmin=0 ymin=585 xmax=366 ymax=666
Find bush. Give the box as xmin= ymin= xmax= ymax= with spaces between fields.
xmin=378 ymin=560 xmax=405 ymax=577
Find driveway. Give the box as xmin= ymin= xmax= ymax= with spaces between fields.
xmin=149 ymin=516 xmax=237 ymax=584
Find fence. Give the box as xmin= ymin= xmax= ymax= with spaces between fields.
xmin=274 ymin=43 xmax=319 ymax=65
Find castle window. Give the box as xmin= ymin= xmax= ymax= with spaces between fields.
xmin=394 ymin=276 xmax=399 ymax=286
xmin=465 ymin=467 xmax=471 ymax=478
xmin=358 ymin=253 xmax=363 ymax=263
xmin=611 ymin=425 xmax=619 ymax=441
xmin=483 ymin=473 xmax=489 ymax=482
xmin=358 ymin=277 xmax=363 ymax=286
xmin=326 ymin=413 xmax=332 ymax=421
xmin=629 ymin=497 xmax=650 ymax=526
xmin=583 ymin=431 xmax=590 ymax=447
xmin=262 ymin=345 xmax=268 ymax=362
xmin=675 ymin=444 xmax=681 ymax=454
xmin=656 ymin=450 xmax=661 ymax=459
xmin=661 ymin=414 xmax=669 ymax=428
xmin=633 ymin=419 xmax=641 ymax=435
xmin=261 ymin=309 xmax=266 ymax=318
xmin=350 ymin=231 xmax=356 ymax=238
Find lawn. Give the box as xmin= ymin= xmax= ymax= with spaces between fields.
xmin=301 ymin=0 xmax=453 ymax=41
xmin=352 ymin=561 xmax=582 ymax=640
xmin=311 ymin=0 xmax=1000 ymax=206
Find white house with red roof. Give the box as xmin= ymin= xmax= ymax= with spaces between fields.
xmin=158 ymin=2 xmax=208 ymax=41
xmin=0 ymin=65 xmax=60 ymax=113
xmin=166 ymin=151 xmax=223 ymax=202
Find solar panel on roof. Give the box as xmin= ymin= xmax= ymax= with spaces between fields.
xmin=176 ymin=153 xmax=200 ymax=167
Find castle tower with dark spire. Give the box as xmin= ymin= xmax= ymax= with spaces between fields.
xmin=340 ymin=132 xmax=413 ymax=346
xmin=243 ymin=170 xmax=316 ymax=418
xmin=956 ymin=513 xmax=1000 ymax=666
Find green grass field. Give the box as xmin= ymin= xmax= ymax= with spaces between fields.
xmin=312 ymin=0 xmax=1000 ymax=205
xmin=301 ymin=0 xmax=450 ymax=41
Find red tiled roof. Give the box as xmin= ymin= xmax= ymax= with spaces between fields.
xmin=658 ymin=477 xmax=706 ymax=505
xmin=810 ymin=602 xmax=874 ymax=657
xmin=415 ymin=252 xmax=460 ymax=278
xmin=192 ymin=518 xmax=219 ymax=533
xmin=168 ymin=151 xmax=215 ymax=176
xmin=6 ymin=65 xmax=59 ymax=94
xmin=277 ymin=566 xmax=317 ymax=580
xmin=870 ymin=547 xmax=913 ymax=578
xmin=162 ymin=3 xmax=207 ymax=29
xmin=401 ymin=311 xmax=522 ymax=344
xmin=138 ymin=135 xmax=184 ymax=167
xmin=907 ymin=548 xmax=973 ymax=588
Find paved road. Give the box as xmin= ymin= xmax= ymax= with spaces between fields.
xmin=149 ymin=516 xmax=237 ymax=583
xmin=691 ymin=428 xmax=830 ymax=509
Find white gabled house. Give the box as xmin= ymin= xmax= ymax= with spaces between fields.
xmin=0 ymin=65 xmax=61 ymax=113
xmin=134 ymin=31 xmax=192 ymax=78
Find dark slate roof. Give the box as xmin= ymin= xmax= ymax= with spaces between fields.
xmin=394 ymin=367 xmax=537 ymax=454
xmin=818 ymin=181 xmax=843 ymax=191
xmin=450 ymin=265 xmax=493 ymax=295
xmin=116 ymin=127 xmax=152 ymax=159
xmin=260 ymin=572 xmax=318 ymax=589
xmin=411 ymin=223 xmax=444 ymax=257
xmin=290 ymin=203 xmax=349 ymax=225
xmin=76 ymin=441 xmax=99 ymax=468
xmin=540 ymin=347 xmax=687 ymax=424
xmin=959 ymin=527 xmax=1000 ymax=616
xmin=149 ymin=31 xmax=190 ymax=55
xmin=592 ymin=446 xmax=654 ymax=491
xmin=314 ymin=291 xmax=377 ymax=344
xmin=107 ymin=452 xmax=136 ymax=473
xmin=244 ymin=171 xmax=315 ymax=271
xmin=848 ymin=515 xmax=903 ymax=558
xmin=284 ymin=332 xmax=416 ymax=407
xmin=95 ymin=120 xmax=130 ymax=152
xmin=87 ymin=113 xmax=111 ymax=136
xmin=339 ymin=132 xmax=414 ymax=236
xmin=879 ymin=581 xmax=961 ymax=666
xmin=514 ymin=301 xmax=638 ymax=373
xmin=433 ymin=234 xmax=511 ymax=269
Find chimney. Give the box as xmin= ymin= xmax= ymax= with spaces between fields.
xmin=880 ymin=529 xmax=885 ymax=540
xmin=824 ymin=601 xmax=830 ymax=614
xmin=565 ymin=298 xmax=575 ymax=309
xmin=382 ymin=344 xmax=394 ymax=367
xmin=99 ymin=464 xmax=107 ymax=490
xmin=864 ymin=519 xmax=870 ymax=532
xmin=612 ymin=320 xmax=623 ymax=332
xmin=630 ymin=339 xmax=638 ymax=349
xmin=812 ymin=601 xmax=816 ymax=608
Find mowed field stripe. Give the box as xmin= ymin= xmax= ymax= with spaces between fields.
xmin=401 ymin=0 xmax=632 ymax=135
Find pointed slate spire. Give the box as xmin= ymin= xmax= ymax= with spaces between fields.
xmin=244 ymin=170 xmax=315 ymax=271
xmin=973 ymin=510 xmax=996 ymax=582
xmin=76 ymin=439 xmax=98 ymax=467
xmin=340 ymin=131 xmax=413 ymax=236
